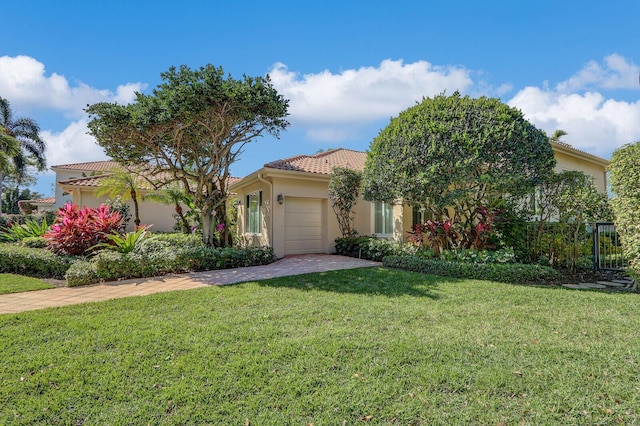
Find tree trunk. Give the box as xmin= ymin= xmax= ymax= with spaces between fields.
xmin=131 ymin=189 xmax=141 ymax=227
xmin=214 ymin=201 xmax=233 ymax=247
xmin=202 ymin=210 xmax=217 ymax=247
xmin=174 ymin=203 xmax=190 ymax=234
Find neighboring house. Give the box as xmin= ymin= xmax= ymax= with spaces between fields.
xmin=230 ymin=144 xmax=610 ymax=258
xmin=550 ymin=141 xmax=609 ymax=192
xmin=50 ymin=161 xmax=178 ymax=232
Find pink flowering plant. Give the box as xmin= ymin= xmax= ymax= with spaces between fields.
xmin=45 ymin=203 xmax=123 ymax=255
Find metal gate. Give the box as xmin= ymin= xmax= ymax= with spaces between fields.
xmin=593 ymin=222 xmax=626 ymax=271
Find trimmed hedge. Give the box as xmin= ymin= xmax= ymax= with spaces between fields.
xmin=335 ymin=236 xmax=417 ymax=261
xmin=0 ymin=211 xmax=55 ymax=229
xmin=0 ymin=244 xmax=75 ymax=280
xmin=66 ymin=245 xmax=277 ymax=286
xmin=383 ymin=255 xmax=559 ymax=284
xmin=153 ymin=232 xmax=204 ymax=248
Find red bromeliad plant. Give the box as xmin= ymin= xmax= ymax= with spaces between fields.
xmin=45 ymin=203 xmax=123 ymax=255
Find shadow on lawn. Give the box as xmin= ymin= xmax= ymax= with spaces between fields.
xmin=253 ymin=267 xmax=444 ymax=299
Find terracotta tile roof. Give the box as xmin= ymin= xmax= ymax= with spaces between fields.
xmin=59 ymin=173 xmax=242 ymax=191
xmin=228 ymin=176 xmax=243 ymax=186
xmin=58 ymin=175 xmax=115 ymax=188
xmin=264 ymin=148 xmax=367 ymax=174
xmin=51 ymin=160 xmax=121 ymax=172
xmin=27 ymin=197 xmax=55 ymax=204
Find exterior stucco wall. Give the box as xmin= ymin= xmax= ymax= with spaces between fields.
xmin=554 ymin=151 xmax=607 ymax=193
xmin=236 ymin=180 xmax=272 ymax=250
xmin=53 ymin=170 xmax=87 ymax=208
xmin=66 ymin=189 xmax=178 ymax=232
xmin=234 ymin=173 xmax=382 ymax=258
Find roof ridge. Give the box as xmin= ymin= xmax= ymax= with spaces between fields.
xmin=265 ymin=154 xmax=309 ymax=167
xmin=52 ymin=160 xmax=119 ymax=168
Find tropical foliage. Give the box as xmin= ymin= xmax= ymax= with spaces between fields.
xmin=44 ymin=203 xmax=123 ymax=255
xmin=142 ymin=184 xmax=193 ymax=234
xmin=328 ymin=167 xmax=362 ymax=238
xmin=0 ymin=96 xmax=47 ymax=214
xmin=86 ymin=64 xmax=289 ymax=247
xmin=609 ymin=141 xmax=640 ymax=276
xmin=90 ymin=226 xmax=152 ymax=254
xmin=96 ymin=166 xmax=144 ymax=227
xmin=363 ymin=92 xmax=555 ymax=250
xmin=0 ymin=217 xmax=49 ymax=242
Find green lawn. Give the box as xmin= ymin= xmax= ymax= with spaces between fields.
xmin=1 ymin=268 xmax=639 ymax=424
xmin=0 ymin=273 xmax=55 ymax=295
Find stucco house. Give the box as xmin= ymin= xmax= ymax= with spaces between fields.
xmin=230 ymin=142 xmax=610 ymax=258
xmin=49 ymin=161 xmax=179 ymax=232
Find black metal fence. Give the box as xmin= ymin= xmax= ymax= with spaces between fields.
xmin=593 ymin=222 xmax=627 ymax=271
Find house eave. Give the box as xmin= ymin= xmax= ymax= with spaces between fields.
xmin=550 ymin=141 xmax=610 ymax=167
xmin=229 ymin=167 xmax=332 ymax=191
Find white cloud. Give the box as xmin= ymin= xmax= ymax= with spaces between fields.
xmin=557 ymin=54 xmax=639 ymax=93
xmin=269 ymin=59 xmax=474 ymax=128
xmin=509 ymin=86 xmax=640 ymax=158
xmin=0 ymin=55 xmax=146 ymax=186
xmin=0 ymin=55 xmax=146 ymax=116
xmin=41 ymin=119 xmax=109 ymax=169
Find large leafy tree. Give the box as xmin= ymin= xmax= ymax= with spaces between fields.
xmin=87 ymin=65 xmax=289 ymax=246
xmin=0 ymin=96 xmax=47 ymax=214
xmin=609 ymin=141 xmax=640 ymax=276
xmin=363 ymin=92 xmax=555 ymax=238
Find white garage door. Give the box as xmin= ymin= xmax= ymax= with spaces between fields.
xmin=284 ymin=197 xmax=324 ymax=255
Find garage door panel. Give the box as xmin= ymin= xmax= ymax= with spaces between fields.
xmin=284 ymin=214 xmax=321 ymax=227
xmin=285 ymin=198 xmax=324 ymax=255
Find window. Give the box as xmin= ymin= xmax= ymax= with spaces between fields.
xmin=412 ymin=205 xmax=432 ymax=228
xmin=246 ymin=191 xmax=262 ymax=234
xmin=374 ymin=201 xmax=393 ymax=235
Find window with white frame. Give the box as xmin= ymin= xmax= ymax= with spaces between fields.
xmin=246 ymin=191 xmax=262 ymax=234
xmin=374 ymin=201 xmax=393 ymax=235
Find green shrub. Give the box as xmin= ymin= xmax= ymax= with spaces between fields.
xmin=0 ymin=211 xmax=55 ymax=229
xmin=383 ymin=255 xmax=559 ymax=284
xmin=178 ymin=246 xmax=277 ymax=271
xmin=17 ymin=236 xmax=48 ymax=248
xmin=609 ymin=141 xmax=640 ymax=277
xmin=0 ymin=243 xmax=75 ymax=279
xmin=153 ymin=232 xmax=204 ymax=248
xmin=335 ymin=236 xmax=416 ymax=261
xmin=439 ymin=248 xmax=516 ymax=264
xmin=65 ymin=261 xmax=98 ymax=287
xmin=92 ymin=251 xmax=158 ymax=281
xmin=64 ymin=245 xmax=277 ymax=286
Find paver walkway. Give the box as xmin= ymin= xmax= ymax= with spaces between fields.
xmin=0 ymin=255 xmax=381 ymax=314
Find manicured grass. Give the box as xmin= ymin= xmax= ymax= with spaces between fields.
xmin=0 ymin=273 xmax=55 ymax=295
xmin=1 ymin=268 xmax=639 ymax=424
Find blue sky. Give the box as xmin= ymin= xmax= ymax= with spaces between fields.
xmin=2 ymin=0 xmax=639 ymax=196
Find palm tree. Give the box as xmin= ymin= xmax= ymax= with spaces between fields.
xmin=96 ymin=166 xmax=143 ymax=227
xmin=0 ymin=129 xmax=20 ymax=176
xmin=549 ymin=129 xmax=568 ymax=144
xmin=0 ymin=97 xmax=47 ymax=214
xmin=142 ymin=184 xmax=193 ymax=234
